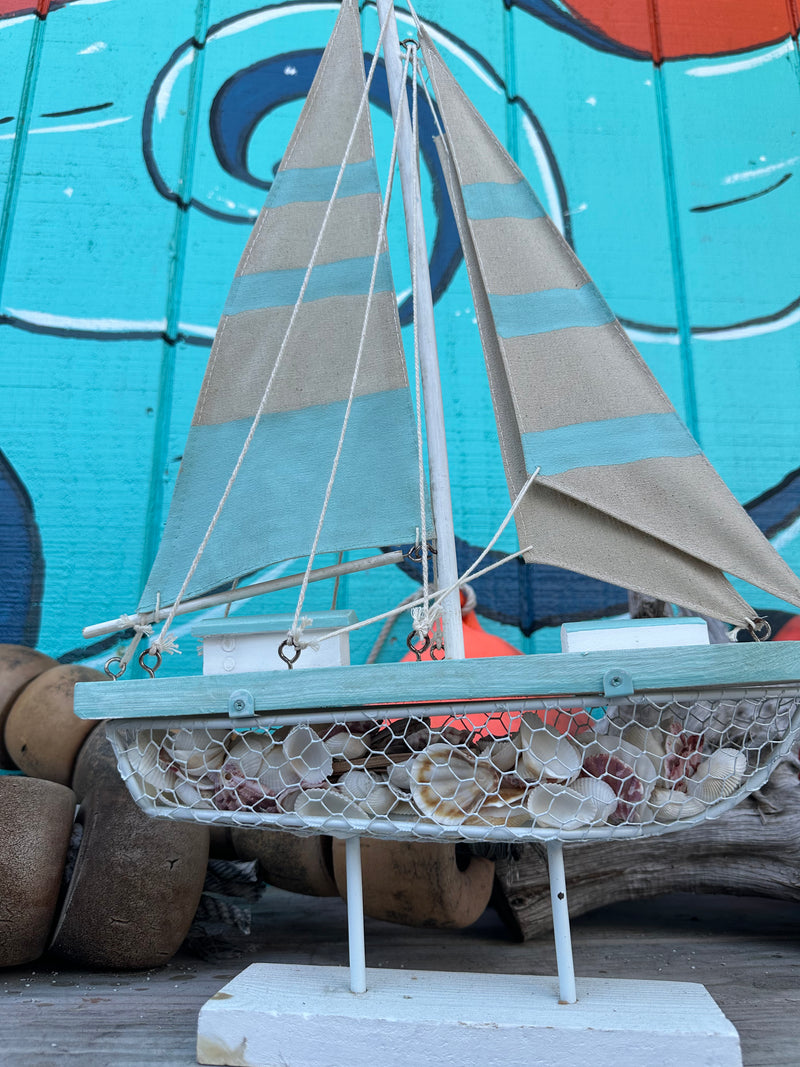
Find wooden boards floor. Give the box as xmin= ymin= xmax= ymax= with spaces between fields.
xmin=1 ymin=890 xmax=798 ymax=1067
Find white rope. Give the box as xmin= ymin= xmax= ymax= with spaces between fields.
xmin=288 ymin=41 xmax=414 ymax=651
xmin=315 ymin=544 xmax=533 ymax=647
xmin=150 ymin=17 xmax=390 ymax=659
xmin=427 ymin=468 xmax=539 ymax=619
xmin=116 ymin=615 xmax=153 ymax=672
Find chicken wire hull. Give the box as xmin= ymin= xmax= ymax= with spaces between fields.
xmin=105 ymin=684 xmax=800 ymax=844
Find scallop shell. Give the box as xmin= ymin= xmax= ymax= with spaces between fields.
xmin=527 ymin=779 xmax=616 ymax=829
xmin=410 ymin=744 xmax=500 ymax=825
xmin=293 ymin=787 xmax=366 ymax=823
xmin=480 ymin=739 xmax=518 ymax=773
xmin=338 ymin=769 xmax=396 ymax=816
xmin=516 ymin=715 xmax=582 ymax=784
xmin=469 ymin=797 xmax=532 ymax=827
xmin=284 ymin=725 xmax=334 ymax=787
xmin=323 ymin=724 xmax=370 ymax=760
xmin=256 ymin=746 xmax=303 ymax=795
xmin=686 ymin=747 xmax=747 ymax=802
xmin=650 ymin=788 xmax=706 ymax=822
xmin=386 ymin=758 xmax=413 ymax=796
xmin=165 ymin=727 xmax=230 ymax=778
xmin=580 ymin=736 xmax=657 ymax=822
xmin=227 ymin=734 xmax=274 ymax=780
xmin=137 ymin=760 xmax=180 ymax=802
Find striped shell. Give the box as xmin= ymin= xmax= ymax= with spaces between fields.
xmin=284 ymin=726 xmax=333 ymax=787
xmin=580 ymin=736 xmax=657 ymax=822
xmin=686 ymin=747 xmax=747 ymax=803
xmin=527 ymin=778 xmax=616 ymax=829
xmin=293 ymin=787 xmax=366 ymax=823
xmin=410 ymin=744 xmax=500 ymax=825
xmin=516 ymin=715 xmax=582 ymax=784
xmin=650 ymin=788 xmax=706 ymax=822
xmin=338 ymin=769 xmax=397 ymax=816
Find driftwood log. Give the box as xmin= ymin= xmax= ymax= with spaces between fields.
xmin=494 ymin=757 xmax=800 ymax=940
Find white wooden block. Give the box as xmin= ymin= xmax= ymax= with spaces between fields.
xmin=192 ymin=612 xmax=357 ymax=675
xmin=561 ymin=617 xmax=710 ymax=654
xmin=197 ymin=964 xmax=742 ymax=1067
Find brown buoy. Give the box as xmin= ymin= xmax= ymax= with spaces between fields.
xmin=4 ymin=664 xmax=107 ymax=784
xmin=0 ymin=775 xmax=76 ymax=966
xmin=332 ymin=838 xmax=494 ymax=928
xmin=232 ymin=828 xmax=338 ymax=897
xmin=0 ymin=645 xmax=57 ymax=769
xmin=50 ymin=763 xmax=210 ymax=969
xmin=71 ymin=719 xmax=124 ymax=801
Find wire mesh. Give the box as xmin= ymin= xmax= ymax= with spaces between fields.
xmin=106 ymin=686 xmax=800 ymax=843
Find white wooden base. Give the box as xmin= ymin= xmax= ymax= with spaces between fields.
xmin=196 ymin=964 xmax=742 ymax=1067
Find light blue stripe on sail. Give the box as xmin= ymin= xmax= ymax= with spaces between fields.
xmin=489 ymin=282 xmax=615 ymax=338
xmin=224 ymin=253 xmax=393 ymax=316
xmin=461 ymin=180 xmax=545 ymax=221
xmin=138 ymin=389 xmax=422 ymax=612
xmin=522 ymin=412 xmax=701 ymax=475
xmin=268 ymin=160 xmax=380 ymax=206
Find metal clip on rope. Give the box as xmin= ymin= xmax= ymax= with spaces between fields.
xmin=278 ymin=638 xmax=302 ymax=669
xmin=138 ymin=648 xmax=162 ymax=678
xmin=406 ymin=632 xmax=431 ymax=661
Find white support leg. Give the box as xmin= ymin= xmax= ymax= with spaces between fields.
xmin=345 ymin=836 xmax=367 ymax=994
xmin=546 ymin=840 xmax=577 ymax=1005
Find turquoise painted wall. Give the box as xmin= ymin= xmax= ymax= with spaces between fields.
xmin=1 ymin=0 xmax=799 ymax=675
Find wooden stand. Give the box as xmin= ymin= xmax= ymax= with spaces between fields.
xmin=196 ymin=834 xmax=742 ymax=1067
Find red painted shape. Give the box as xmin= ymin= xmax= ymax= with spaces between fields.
xmin=774 ymin=616 xmax=800 ymax=641
xmin=0 ymin=0 xmax=71 ymax=18
xmin=564 ymin=0 xmax=799 ymax=60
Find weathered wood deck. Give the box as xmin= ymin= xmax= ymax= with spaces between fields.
xmin=2 ymin=890 xmax=798 ymax=1066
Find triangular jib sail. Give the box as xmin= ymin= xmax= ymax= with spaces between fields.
xmin=140 ymin=0 xmax=422 ymax=613
xmin=420 ymin=28 xmax=800 ymax=627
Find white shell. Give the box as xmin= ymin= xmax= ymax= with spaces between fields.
xmin=516 ymin=715 xmax=582 ymax=784
xmin=227 ymin=735 xmax=274 ymax=780
xmin=386 ymin=758 xmax=413 ymax=796
xmin=256 ymin=746 xmax=302 ymax=795
xmin=284 ymin=725 xmax=333 ymax=786
xmin=480 ymin=739 xmax=518 ymax=773
xmin=650 ymin=788 xmax=706 ymax=822
xmin=470 ymin=797 xmax=532 ymax=827
xmin=580 ymin=735 xmax=658 ymax=809
xmin=293 ymin=787 xmax=366 ymax=822
xmin=410 ymin=744 xmax=500 ymax=825
xmin=338 ymin=769 xmax=397 ymax=816
xmin=323 ymin=726 xmax=370 ymax=760
xmin=686 ymin=747 xmax=747 ymax=802
xmin=526 ymin=780 xmax=615 ymax=829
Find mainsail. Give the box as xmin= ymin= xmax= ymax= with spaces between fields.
xmin=421 ymin=29 xmax=800 ymax=626
xmin=140 ymin=0 xmax=422 ymax=613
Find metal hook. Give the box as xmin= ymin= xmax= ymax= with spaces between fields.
xmin=104 ymin=656 xmax=127 ymax=680
xmin=406 ymin=632 xmax=431 ymax=661
xmin=429 ymin=642 xmax=446 ymax=661
xmin=138 ymin=648 xmax=162 ymax=679
xmin=278 ymin=638 xmax=302 ymax=669
xmin=748 ymin=617 xmax=772 ymax=642
xmin=405 ymin=540 xmax=437 ymax=562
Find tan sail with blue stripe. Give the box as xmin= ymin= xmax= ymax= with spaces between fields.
xmin=420 ymin=27 xmax=800 ymax=628
xmin=139 ymin=0 xmax=421 ymax=614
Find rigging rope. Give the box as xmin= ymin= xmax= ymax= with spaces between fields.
xmin=287 ymin=41 xmax=415 ymax=651
xmin=149 ymin=14 xmax=391 ymax=660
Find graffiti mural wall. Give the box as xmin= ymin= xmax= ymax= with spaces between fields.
xmin=1 ymin=0 xmax=799 ymax=671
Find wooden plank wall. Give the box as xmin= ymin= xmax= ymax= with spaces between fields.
xmin=1 ymin=0 xmax=799 ymax=672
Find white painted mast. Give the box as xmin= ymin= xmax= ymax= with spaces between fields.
xmin=376 ymin=0 xmax=465 ymax=661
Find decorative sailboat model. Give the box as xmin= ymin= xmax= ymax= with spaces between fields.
xmin=76 ymin=1 xmax=800 ymax=1063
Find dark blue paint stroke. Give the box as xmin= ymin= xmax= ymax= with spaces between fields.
xmin=0 ymin=450 xmax=44 ymax=647
xmin=389 ymin=465 xmax=800 ymax=635
xmin=507 ymin=0 xmax=648 ymax=61
xmin=208 ymin=50 xmax=462 ymax=326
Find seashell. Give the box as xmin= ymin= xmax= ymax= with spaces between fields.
xmin=580 ymin=736 xmax=657 ymax=823
xmin=256 ymin=746 xmax=303 ymax=796
xmin=165 ymin=727 xmax=231 ymax=779
xmin=338 ymin=769 xmax=396 ymax=816
xmin=284 ymin=726 xmax=333 ymax=787
xmin=226 ymin=735 xmax=274 ymax=780
xmin=410 ymin=744 xmax=500 ymax=826
xmin=129 ymin=741 xmax=161 ymax=779
xmin=293 ymin=787 xmax=366 ymax=823
xmin=386 ymin=758 xmax=413 ymax=796
xmin=323 ymin=724 xmax=370 ymax=760
xmin=650 ymin=788 xmax=706 ymax=822
xmin=173 ymin=778 xmax=214 ymax=809
xmin=516 ymin=714 xmax=582 ymax=784
xmin=527 ymin=779 xmax=616 ymax=829
xmin=137 ymin=760 xmax=180 ymax=802
xmin=619 ymin=722 xmax=667 ymax=763
xmin=469 ymin=797 xmax=532 ymax=827
xmin=479 ymin=739 xmax=518 ymax=773
xmin=686 ymin=747 xmax=746 ymax=803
